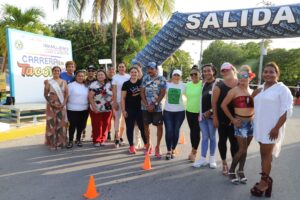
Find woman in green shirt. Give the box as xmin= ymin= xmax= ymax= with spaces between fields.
xmin=185 ymin=67 xmax=202 ymax=162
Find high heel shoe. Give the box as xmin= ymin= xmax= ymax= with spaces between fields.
xmin=250 ymin=172 xmax=273 ymax=197
xmin=237 ymin=171 xmax=247 ymax=184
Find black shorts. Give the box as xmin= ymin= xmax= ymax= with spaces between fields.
xmin=142 ymin=111 xmax=163 ymax=126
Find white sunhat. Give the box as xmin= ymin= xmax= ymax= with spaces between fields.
xmin=172 ymin=69 xmax=182 ymax=76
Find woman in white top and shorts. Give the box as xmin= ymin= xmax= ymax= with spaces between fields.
xmin=250 ymin=62 xmax=293 ymax=197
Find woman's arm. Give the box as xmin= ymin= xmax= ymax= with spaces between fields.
xmin=269 ymin=112 xmax=287 ymax=141
xmin=88 ymin=91 xmax=98 ymax=113
xmin=221 ymin=89 xmax=240 ymax=127
xmin=112 ymin=84 xmax=118 ymax=110
xmin=61 ymin=81 xmax=68 ymax=108
xmin=121 ymin=91 xmax=128 ymax=118
xmin=212 ymin=86 xmax=220 ymax=128
xmin=44 ymin=80 xmax=50 ymax=103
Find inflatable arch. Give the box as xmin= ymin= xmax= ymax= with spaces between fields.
xmin=134 ymin=4 xmax=300 ymax=67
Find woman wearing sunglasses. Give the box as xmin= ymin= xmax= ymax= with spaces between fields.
xmin=221 ymin=65 xmax=255 ymax=184
xmin=212 ymin=62 xmax=239 ymax=175
xmin=185 ymin=67 xmax=202 ymax=162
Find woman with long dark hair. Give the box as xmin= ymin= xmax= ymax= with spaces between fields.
xmin=193 ymin=63 xmax=218 ymax=168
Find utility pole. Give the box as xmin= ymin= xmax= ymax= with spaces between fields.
xmin=199 ymin=40 xmax=203 ymax=68
xmin=258 ymin=39 xmax=265 ymax=85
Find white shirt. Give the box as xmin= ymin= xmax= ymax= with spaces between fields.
xmin=112 ymin=73 xmax=130 ymax=103
xmin=67 ymin=81 xmax=89 ymax=111
xmin=164 ymin=82 xmax=186 ymax=112
xmin=253 ymin=82 xmax=293 ymax=157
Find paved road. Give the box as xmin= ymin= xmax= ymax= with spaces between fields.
xmin=0 ymin=107 xmax=299 ymax=200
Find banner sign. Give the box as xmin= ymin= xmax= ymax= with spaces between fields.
xmin=135 ymin=4 xmax=300 ymax=67
xmin=6 ymin=28 xmax=72 ymax=103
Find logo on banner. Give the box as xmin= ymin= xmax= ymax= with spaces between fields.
xmin=15 ymin=40 xmax=23 ymax=50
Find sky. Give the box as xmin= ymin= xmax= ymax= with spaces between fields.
xmin=1 ymin=0 xmax=300 ymax=64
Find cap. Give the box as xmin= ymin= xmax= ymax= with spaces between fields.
xmin=131 ymin=59 xmax=141 ymax=67
xmin=147 ymin=62 xmax=157 ymax=69
xmin=87 ymin=65 xmax=96 ymax=71
xmin=172 ymin=69 xmax=182 ymax=76
xmin=221 ymin=62 xmax=233 ymax=70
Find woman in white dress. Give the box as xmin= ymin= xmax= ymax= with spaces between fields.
xmin=251 ymin=62 xmax=293 ymax=197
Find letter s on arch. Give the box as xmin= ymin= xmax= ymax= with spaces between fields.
xmin=186 ymin=14 xmax=201 ymax=29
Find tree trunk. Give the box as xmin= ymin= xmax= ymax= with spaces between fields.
xmin=1 ymin=50 xmax=7 ymax=73
xmin=111 ymin=0 xmax=118 ymax=68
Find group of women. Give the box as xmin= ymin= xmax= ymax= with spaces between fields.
xmin=44 ymin=60 xmax=293 ymax=197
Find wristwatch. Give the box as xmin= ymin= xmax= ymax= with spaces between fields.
xmin=155 ymin=102 xmax=159 ymax=106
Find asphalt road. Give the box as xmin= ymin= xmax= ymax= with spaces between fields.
xmin=0 ymin=107 xmax=299 ymax=200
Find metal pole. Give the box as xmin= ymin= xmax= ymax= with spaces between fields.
xmin=199 ymin=40 xmax=203 ymax=67
xmin=258 ymin=39 xmax=265 ymax=85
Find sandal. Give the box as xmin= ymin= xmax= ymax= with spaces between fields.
xmin=166 ymin=152 xmax=171 ymax=160
xmin=155 ymin=146 xmax=162 ymax=159
xmin=222 ymin=164 xmax=228 ymax=176
xmin=238 ymin=171 xmax=247 ymax=184
xmin=228 ymin=172 xmax=239 ymax=185
xmin=251 ymin=172 xmax=273 ymax=197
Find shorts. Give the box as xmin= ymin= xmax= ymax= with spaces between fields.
xmin=234 ymin=120 xmax=253 ymax=138
xmin=142 ymin=111 xmax=163 ymax=126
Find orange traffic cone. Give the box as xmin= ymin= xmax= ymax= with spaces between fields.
xmin=141 ymin=153 xmax=152 ymax=170
xmin=179 ymin=132 xmax=185 ymax=144
xmin=83 ymin=175 xmax=100 ymax=199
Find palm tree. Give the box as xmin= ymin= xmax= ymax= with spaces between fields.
xmin=0 ymin=4 xmax=51 ymax=72
xmin=53 ymin=0 xmax=174 ymax=68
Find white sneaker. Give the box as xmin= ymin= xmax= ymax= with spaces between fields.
xmin=94 ymin=143 xmax=100 ymax=147
xmin=209 ymin=156 xmax=217 ymax=169
xmin=193 ymin=157 xmax=207 ymax=168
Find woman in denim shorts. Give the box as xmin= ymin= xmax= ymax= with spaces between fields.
xmin=221 ymin=65 xmax=256 ymax=184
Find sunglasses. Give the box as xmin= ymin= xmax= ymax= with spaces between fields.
xmin=173 ymin=74 xmax=180 ymax=77
xmin=190 ymin=73 xmax=198 ymax=76
xmin=238 ymin=73 xmax=250 ymax=79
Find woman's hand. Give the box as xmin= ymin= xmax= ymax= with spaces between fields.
xmin=112 ymin=102 xmax=119 ymax=111
xmin=269 ymin=127 xmax=279 ymax=141
xmin=232 ymin=118 xmax=242 ymax=128
xmin=122 ymin=110 xmax=128 ymax=118
xmin=213 ymin=116 xmax=219 ymax=128
xmin=203 ymin=110 xmax=212 ymax=119
xmin=146 ymin=104 xmax=155 ymax=112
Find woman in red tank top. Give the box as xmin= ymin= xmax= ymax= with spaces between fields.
xmin=221 ymin=65 xmax=256 ymax=184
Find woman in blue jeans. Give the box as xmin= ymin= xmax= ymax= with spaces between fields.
xmin=193 ymin=64 xmax=218 ymax=168
xmin=163 ymin=69 xmax=186 ymax=160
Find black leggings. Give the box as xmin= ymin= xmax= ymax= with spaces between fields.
xmin=186 ymin=111 xmax=201 ymax=150
xmin=218 ymin=123 xmax=238 ymax=161
xmin=67 ymin=110 xmax=89 ymax=142
xmin=125 ymin=108 xmax=147 ymax=146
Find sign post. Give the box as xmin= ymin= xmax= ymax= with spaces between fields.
xmin=98 ymin=59 xmax=112 ymax=71
xmin=6 ymin=28 xmax=72 ymax=103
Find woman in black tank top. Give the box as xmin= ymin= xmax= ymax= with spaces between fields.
xmin=212 ymin=62 xmax=238 ymax=176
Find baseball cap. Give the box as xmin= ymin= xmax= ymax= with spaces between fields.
xmin=172 ymin=69 xmax=182 ymax=76
xmin=87 ymin=65 xmax=96 ymax=71
xmin=221 ymin=62 xmax=234 ymax=70
xmin=147 ymin=62 xmax=157 ymax=69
